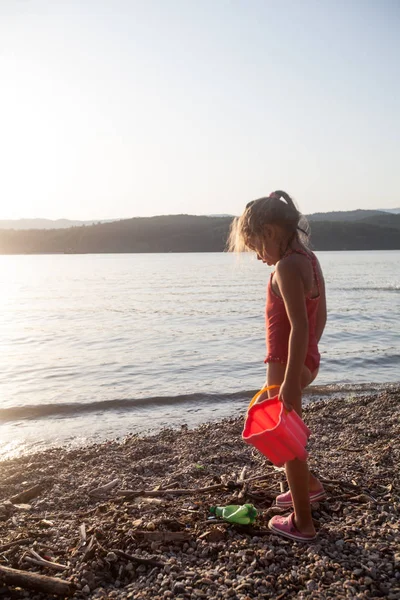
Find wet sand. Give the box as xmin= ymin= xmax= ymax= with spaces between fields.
xmin=0 ymin=387 xmax=399 ymax=599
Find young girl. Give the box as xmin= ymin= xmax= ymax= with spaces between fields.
xmin=228 ymin=190 xmax=327 ymax=542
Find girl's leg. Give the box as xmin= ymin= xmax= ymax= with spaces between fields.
xmin=285 ymin=458 xmax=315 ymax=534
xmin=266 ymin=363 xmax=319 ymax=407
xmin=267 ymin=363 xmax=321 ymax=534
xmin=266 ymin=362 xmax=322 ymax=491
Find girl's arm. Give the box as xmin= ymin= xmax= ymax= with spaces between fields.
xmin=275 ymin=257 xmax=309 ymax=412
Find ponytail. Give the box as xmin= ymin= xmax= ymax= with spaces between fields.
xmin=271 ymin=190 xmax=297 ymax=214
xmin=271 ymin=190 xmax=310 ymax=239
xmin=227 ymin=189 xmax=311 ymax=252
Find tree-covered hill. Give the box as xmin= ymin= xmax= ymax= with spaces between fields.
xmin=0 ymin=212 xmax=399 ymax=254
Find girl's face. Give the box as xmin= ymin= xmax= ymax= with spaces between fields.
xmin=248 ymin=225 xmax=282 ymax=265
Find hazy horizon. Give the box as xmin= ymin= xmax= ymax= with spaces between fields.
xmin=1 ymin=1 xmax=399 ymax=220
xmin=1 ymin=206 xmax=400 ymax=225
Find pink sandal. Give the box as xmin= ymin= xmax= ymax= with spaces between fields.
xmin=276 ymin=487 xmax=327 ymax=508
xmin=268 ymin=513 xmax=317 ymax=542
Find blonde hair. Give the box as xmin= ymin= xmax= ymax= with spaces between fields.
xmin=227 ymin=190 xmax=309 ymax=254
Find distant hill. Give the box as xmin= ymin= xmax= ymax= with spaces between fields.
xmin=1 ymin=208 xmax=399 ymax=230
xmin=0 ymin=218 xmax=115 ymax=230
xmin=0 ymin=213 xmax=399 ymax=254
xmin=310 ymin=220 xmax=400 ymax=250
xmin=307 ymin=209 xmax=386 ymax=222
xmin=0 ymin=215 xmax=232 ymax=254
xmin=360 ymin=213 xmax=400 ymax=229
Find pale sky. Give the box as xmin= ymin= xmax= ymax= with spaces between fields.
xmin=0 ymin=0 xmax=399 ymax=220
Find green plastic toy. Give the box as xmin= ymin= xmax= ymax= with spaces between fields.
xmin=209 ymin=503 xmax=257 ymax=525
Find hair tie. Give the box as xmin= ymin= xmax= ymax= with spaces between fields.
xmin=297 ymin=226 xmax=309 ymax=236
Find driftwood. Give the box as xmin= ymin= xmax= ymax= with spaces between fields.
xmin=118 ymin=483 xmax=226 ymax=499
xmin=242 ymin=474 xmax=272 ymax=483
xmin=238 ymin=471 xmax=249 ymax=500
xmin=23 ymin=549 xmax=67 ymax=572
xmin=111 ymin=548 xmax=165 ymax=568
xmin=198 ymin=527 xmax=226 ymax=542
xmin=12 ymin=503 xmax=32 ymax=512
xmin=133 ymin=497 xmax=163 ymax=506
xmin=349 ymin=493 xmax=376 ymax=504
xmin=238 ymin=466 xmax=247 ymax=482
xmin=320 ymin=478 xmax=377 ymax=500
xmin=83 ymin=534 xmax=96 ymax=559
xmin=89 ymin=479 xmax=120 ymax=497
xmin=23 ymin=556 xmax=67 ymax=572
xmin=118 ymin=472 xmax=280 ymax=501
xmin=9 ymin=484 xmax=44 ymax=505
xmin=319 ymin=477 xmax=361 ymax=489
xmin=79 ymin=523 xmax=87 ymax=544
xmin=35 ymin=542 xmax=63 ymax=554
xmin=0 ymin=564 xmax=73 ymax=596
xmin=0 ymin=537 xmax=32 ymax=553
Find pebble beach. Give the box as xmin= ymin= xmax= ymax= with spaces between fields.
xmin=0 ymin=387 xmax=399 ymax=599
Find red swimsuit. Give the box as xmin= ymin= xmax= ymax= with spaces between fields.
xmin=264 ymin=249 xmax=321 ymax=373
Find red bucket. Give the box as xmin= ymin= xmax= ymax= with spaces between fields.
xmin=242 ymin=387 xmax=311 ymax=467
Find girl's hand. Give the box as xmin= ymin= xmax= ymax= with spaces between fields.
xmin=279 ymin=379 xmax=301 ymax=413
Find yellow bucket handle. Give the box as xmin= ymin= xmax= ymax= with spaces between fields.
xmin=248 ymin=384 xmax=280 ymax=410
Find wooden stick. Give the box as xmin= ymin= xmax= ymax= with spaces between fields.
xmin=83 ymin=534 xmax=96 ymax=559
xmin=238 ymin=484 xmax=248 ymax=500
xmin=133 ymin=497 xmax=163 ymax=505
xmin=25 ymin=550 xmax=67 ymax=572
xmin=319 ymin=477 xmax=363 ymax=490
xmin=89 ymin=479 xmax=120 ymax=496
xmin=242 ymin=474 xmax=272 ymax=484
xmin=237 ymin=466 xmax=249 ymax=499
xmin=9 ymin=484 xmax=44 ymax=505
xmin=238 ymin=466 xmax=247 ymax=482
xmin=24 ymin=556 xmax=66 ymax=572
xmin=0 ymin=564 xmax=73 ymax=596
xmin=0 ymin=538 xmax=32 ymax=552
xmin=118 ymin=473 xmax=279 ymax=500
xmin=79 ymin=523 xmax=87 ymax=544
xmin=118 ymin=483 xmax=225 ymax=499
xmin=35 ymin=542 xmax=63 ymax=554
xmin=117 ymin=469 xmax=288 ymax=502
xmin=111 ymin=548 xmax=164 ymax=568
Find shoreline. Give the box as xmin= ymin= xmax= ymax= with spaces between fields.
xmin=1 ymin=382 xmax=399 ymax=463
xmin=0 ymin=387 xmax=399 ymax=599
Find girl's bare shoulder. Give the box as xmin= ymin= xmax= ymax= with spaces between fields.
xmin=276 ymin=252 xmax=311 ymax=278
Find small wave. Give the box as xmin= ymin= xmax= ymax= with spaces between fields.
xmin=1 ymin=382 xmax=398 ymax=424
xmin=0 ymin=390 xmax=258 ymax=423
